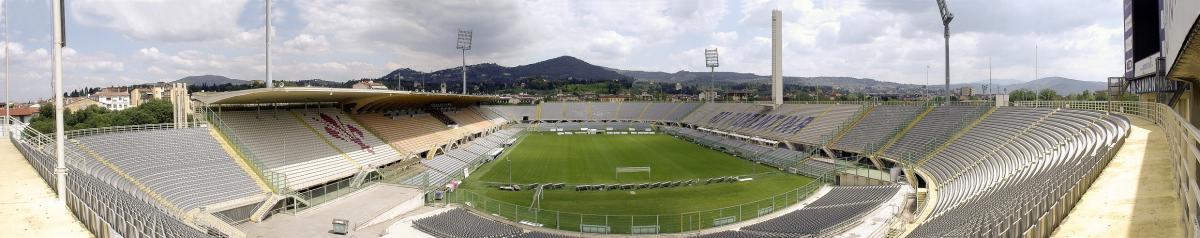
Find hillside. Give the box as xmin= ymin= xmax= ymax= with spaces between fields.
xmin=173 ymin=75 xmax=248 ymax=85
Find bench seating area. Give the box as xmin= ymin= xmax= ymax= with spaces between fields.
xmin=663 ymin=126 xmax=810 ymax=169
xmin=444 ymin=107 xmax=503 ymax=135
xmin=485 ymin=102 xmax=700 ymax=122
xmin=831 ymin=105 xmax=925 ymax=153
xmin=483 ymin=105 xmax=537 ymax=122
xmin=217 ymin=110 xmax=358 ymax=191
xmin=678 ymin=103 xmax=864 ymax=147
xmin=298 ymin=108 xmax=404 ymax=168
xmin=724 ymin=185 xmax=900 ymax=237
xmin=402 ymin=128 xmax=523 ymax=187
xmin=909 ymin=108 xmax=1129 ymax=237
xmin=352 ymin=113 xmax=461 ymax=154
xmin=414 ymin=208 xmax=523 ymax=238
xmin=883 ymin=105 xmax=987 ymax=161
xmin=68 ymin=127 xmax=263 ymax=212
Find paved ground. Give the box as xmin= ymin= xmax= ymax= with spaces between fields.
xmin=0 ymin=137 xmax=92 ymax=237
xmin=237 ymin=183 xmax=422 ymax=237
xmin=1051 ymin=118 xmax=1184 ymax=237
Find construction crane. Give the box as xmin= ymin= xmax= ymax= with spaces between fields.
xmin=937 ymin=0 xmax=954 ymax=99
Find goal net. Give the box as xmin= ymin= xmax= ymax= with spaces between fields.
xmin=616 ymin=167 xmax=651 ymax=180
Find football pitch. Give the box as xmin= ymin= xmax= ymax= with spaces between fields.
xmin=458 ymin=132 xmax=818 ymax=230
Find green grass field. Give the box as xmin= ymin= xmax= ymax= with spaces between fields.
xmin=457 ymin=132 xmax=819 ymax=233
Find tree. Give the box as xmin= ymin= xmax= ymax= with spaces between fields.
xmin=1009 ymin=89 xmax=1036 ymax=101
xmin=1038 ymin=88 xmax=1060 ymax=101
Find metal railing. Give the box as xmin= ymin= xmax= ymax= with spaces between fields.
xmin=202 ymin=106 xmax=289 ymax=193
xmin=448 ymin=179 xmax=824 ymax=235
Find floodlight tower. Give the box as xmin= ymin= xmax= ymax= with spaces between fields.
xmin=265 ymin=0 xmax=273 ymax=88
xmin=456 ymin=29 xmax=472 ymax=95
xmin=705 ymin=48 xmax=719 ymax=102
xmin=3 ymin=0 xmax=9 ymax=137
xmin=52 ymin=0 xmax=67 ymax=200
xmin=936 ymin=0 xmax=954 ymax=99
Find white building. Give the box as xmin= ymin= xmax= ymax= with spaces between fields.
xmin=91 ymin=88 xmax=131 ymax=111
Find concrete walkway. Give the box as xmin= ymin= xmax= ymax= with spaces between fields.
xmin=0 ymin=137 xmax=91 ymax=237
xmin=1051 ymin=118 xmax=1184 ymax=237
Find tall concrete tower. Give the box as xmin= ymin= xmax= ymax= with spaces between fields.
xmin=771 ymin=10 xmax=783 ymax=105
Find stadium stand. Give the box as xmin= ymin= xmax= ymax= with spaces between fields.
xmin=831 ymin=105 xmax=925 ymax=153
xmin=726 ymin=185 xmax=900 ymax=237
xmin=882 ymin=105 xmax=988 ymax=160
xmin=68 ymin=127 xmax=264 ymax=213
xmin=908 ymin=108 xmax=1129 ymax=236
xmin=216 ymin=110 xmax=360 ymax=190
xmin=793 ymin=104 xmax=862 ymax=145
xmin=352 ymin=112 xmax=460 ymax=155
xmin=297 ymin=108 xmax=404 ymax=168
xmin=616 ymin=102 xmax=646 ymax=120
xmin=483 ymin=105 xmax=537 ymax=122
xmin=413 ymin=208 xmax=523 ymax=238
xmin=401 ymin=128 xmax=523 ymax=187
xmin=590 ymin=102 xmax=619 ymax=120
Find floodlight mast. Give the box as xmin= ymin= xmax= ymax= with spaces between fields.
xmin=3 ymin=0 xmax=8 ymax=137
xmin=52 ymin=0 xmax=67 ymax=201
xmin=705 ymin=49 xmax=719 ymax=102
xmin=456 ymin=30 xmax=472 ymax=95
xmin=937 ymin=0 xmax=953 ymax=99
xmin=265 ymin=0 xmax=273 ymax=88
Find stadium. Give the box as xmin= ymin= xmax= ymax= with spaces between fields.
xmin=0 ymin=86 xmax=1146 ymax=237
xmin=5 ymin=1 xmax=1200 ymax=238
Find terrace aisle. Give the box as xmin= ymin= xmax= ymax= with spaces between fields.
xmin=0 ymin=137 xmax=91 ymax=237
xmin=1051 ymin=118 xmax=1183 ymax=237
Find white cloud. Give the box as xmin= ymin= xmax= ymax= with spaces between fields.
xmin=279 ymin=34 xmax=330 ymax=54
xmin=69 ymin=0 xmax=251 ymax=42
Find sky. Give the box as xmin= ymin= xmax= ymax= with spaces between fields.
xmin=0 ymin=0 xmax=1123 ymax=101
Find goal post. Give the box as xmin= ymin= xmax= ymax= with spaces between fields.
xmin=616 ymin=167 xmax=651 ymax=180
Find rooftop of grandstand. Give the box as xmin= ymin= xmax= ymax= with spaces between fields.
xmin=194 ymin=87 xmax=495 ymax=112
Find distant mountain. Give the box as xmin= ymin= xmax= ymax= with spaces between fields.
xmin=615 ymin=69 xmax=922 ymax=93
xmin=173 ymin=75 xmax=248 ymax=85
xmin=509 ymin=56 xmax=630 ymax=80
xmin=376 ymin=56 xmax=633 ymax=90
xmin=1004 ymin=77 xmax=1106 ymax=94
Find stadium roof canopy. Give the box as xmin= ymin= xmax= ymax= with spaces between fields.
xmin=193 ymin=87 xmax=497 ymax=112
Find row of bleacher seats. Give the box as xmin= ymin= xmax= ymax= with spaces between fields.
xmin=531 ymin=122 xmax=652 ymax=132
xmin=907 ymin=108 xmax=1129 ymax=236
xmin=831 ymin=105 xmax=925 ymax=153
xmin=698 ymin=185 xmax=899 ymax=237
xmin=662 ymin=126 xmax=809 ymax=169
xmin=482 ymin=102 xmax=700 ymax=122
xmin=216 ymin=110 xmax=362 ymax=191
xmin=402 ymin=128 xmax=523 ymax=187
xmin=68 ymin=127 xmax=264 ymax=213
xmin=352 ymin=106 xmax=505 ymax=156
xmin=882 ymin=105 xmax=988 ymax=161
xmin=678 ymin=103 xmax=865 ymax=146
xmin=300 ymin=108 xmax=404 ymax=168
xmin=414 ymin=208 xmax=523 ymax=238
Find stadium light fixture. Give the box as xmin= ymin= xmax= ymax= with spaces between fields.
xmin=936 ymin=0 xmax=953 ymax=99
xmin=457 ymin=29 xmax=472 ymax=95
xmin=705 ymin=48 xmax=719 ymax=102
